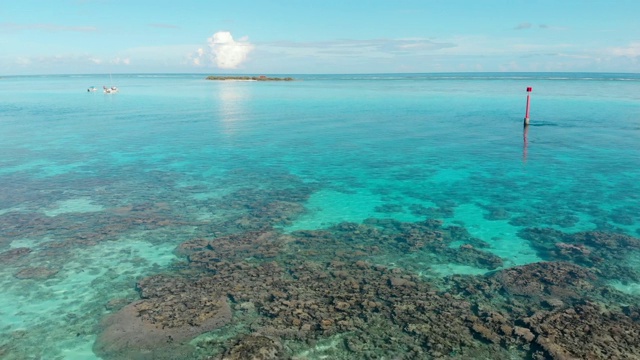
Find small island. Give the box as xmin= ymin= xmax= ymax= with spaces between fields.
xmin=206 ymin=75 xmax=294 ymax=81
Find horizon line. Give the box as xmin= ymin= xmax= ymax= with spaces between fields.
xmin=3 ymin=70 xmax=640 ymax=77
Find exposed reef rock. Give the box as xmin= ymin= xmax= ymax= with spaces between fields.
xmin=494 ymin=261 xmax=597 ymax=299
xmin=525 ymin=302 xmax=640 ymax=360
xmin=94 ymin=280 xmax=232 ymax=360
xmin=93 ymin=221 xmax=640 ymax=359
xmin=220 ymin=334 xmax=285 ymax=360
xmin=293 ymin=218 xmax=504 ymax=271
xmin=519 ymin=228 xmax=640 ymax=282
xmin=177 ymin=230 xmax=291 ymax=264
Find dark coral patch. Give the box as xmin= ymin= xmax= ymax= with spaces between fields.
xmin=93 ymin=220 xmax=640 ymax=359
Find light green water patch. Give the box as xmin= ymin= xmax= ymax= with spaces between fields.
xmin=201 ymin=166 xmax=227 ymax=178
xmin=550 ymin=211 xmax=597 ymax=233
xmin=429 ymin=263 xmax=492 ymax=277
xmin=109 ymin=150 xmax=172 ymax=166
xmin=109 ymin=151 xmax=141 ymax=164
xmin=445 ymin=203 xmax=543 ymax=266
xmin=180 ymin=183 xmax=232 ymax=201
xmin=1 ymin=235 xmax=176 ymax=325
xmin=626 ymin=252 xmax=640 ymax=278
xmin=0 ymin=233 xmax=179 ymax=359
xmin=165 ymin=160 xmax=194 ymax=170
xmin=385 ymin=252 xmax=493 ymax=277
xmin=194 ymin=208 xmax=230 ymax=221
xmin=292 ymin=333 xmax=347 ymax=359
xmin=43 ymin=197 xmax=105 ymax=216
xmin=608 ymin=280 xmax=640 ymax=296
xmin=0 ymin=159 xmax=49 ymax=175
xmin=58 ymin=344 xmax=97 ymax=360
xmin=57 ymin=234 xmax=178 ymax=282
xmin=191 ymin=191 xmax=223 ymax=201
xmin=284 ymin=189 xmax=421 ymax=232
xmin=36 ymin=161 xmax=88 ymax=178
xmin=0 ymin=206 xmax=22 ymax=216
xmin=593 ymin=203 xmax=640 ymax=236
xmin=428 ymin=166 xmax=474 ymax=183
xmin=10 ymin=236 xmax=51 ymax=248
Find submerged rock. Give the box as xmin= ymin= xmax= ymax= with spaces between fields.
xmin=525 ymin=302 xmax=640 ymax=359
xmin=519 ymin=228 xmax=640 ymax=282
xmin=494 ymin=261 xmax=596 ymax=300
xmin=94 ymin=295 xmax=231 ymax=360
xmin=0 ymin=247 xmax=32 ymax=264
xmin=220 ymin=334 xmax=285 ymax=360
xmin=93 ymin=221 xmax=640 ymax=359
xmin=14 ymin=266 xmax=58 ymax=279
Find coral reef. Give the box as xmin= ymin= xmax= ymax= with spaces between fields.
xmin=94 ymin=291 xmax=231 ymax=360
xmin=292 ymin=218 xmax=503 ymax=271
xmin=518 ymin=228 xmax=640 ymax=282
xmin=0 ymin=247 xmax=31 ymax=264
xmin=219 ymin=334 xmax=285 ymax=360
xmin=94 ymin=221 xmax=640 ymax=359
xmin=14 ymin=266 xmax=59 ymax=279
xmin=524 ymin=302 xmax=640 ymax=360
xmin=494 ymin=261 xmax=596 ymax=299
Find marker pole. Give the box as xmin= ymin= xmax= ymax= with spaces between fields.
xmin=523 ymin=123 xmax=529 ymax=163
xmin=524 ymin=87 xmax=532 ymax=126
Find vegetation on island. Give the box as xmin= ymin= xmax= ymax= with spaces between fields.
xmin=206 ymin=75 xmax=294 ymax=81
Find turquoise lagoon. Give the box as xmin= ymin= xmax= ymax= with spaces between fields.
xmin=0 ymin=73 xmax=639 ymax=359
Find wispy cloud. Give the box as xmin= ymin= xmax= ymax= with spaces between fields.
xmin=148 ymin=23 xmax=179 ymax=29
xmin=12 ymin=54 xmax=130 ymax=67
xmin=609 ymin=42 xmax=640 ymax=57
xmin=0 ymin=22 xmax=97 ymax=32
xmin=262 ymin=38 xmax=455 ymax=58
xmin=556 ymin=53 xmax=595 ymax=60
xmin=514 ymin=23 xmax=533 ymax=30
xmin=514 ymin=23 xmax=566 ymax=31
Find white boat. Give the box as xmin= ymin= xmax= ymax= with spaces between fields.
xmin=87 ymin=86 xmax=97 ymax=92
xmin=103 ymin=74 xmax=118 ymax=94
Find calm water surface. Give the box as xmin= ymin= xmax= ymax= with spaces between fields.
xmin=1 ymin=73 xmax=639 ymax=359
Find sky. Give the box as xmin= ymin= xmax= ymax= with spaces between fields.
xmin=1 ymin=0 xmax=640 ymax=75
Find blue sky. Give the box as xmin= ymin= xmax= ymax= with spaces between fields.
xmin=2 ymin=0 xmax=640 ymax=75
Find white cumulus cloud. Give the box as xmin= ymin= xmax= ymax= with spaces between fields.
xmin=191 ymin=31 xmax=254 ymax=69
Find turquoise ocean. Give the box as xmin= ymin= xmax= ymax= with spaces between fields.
xmin=1 ymin=73 xmax=639 ymax=359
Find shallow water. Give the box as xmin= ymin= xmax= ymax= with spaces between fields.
xmin=1 ymin=73 xmax=639 ymax=359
